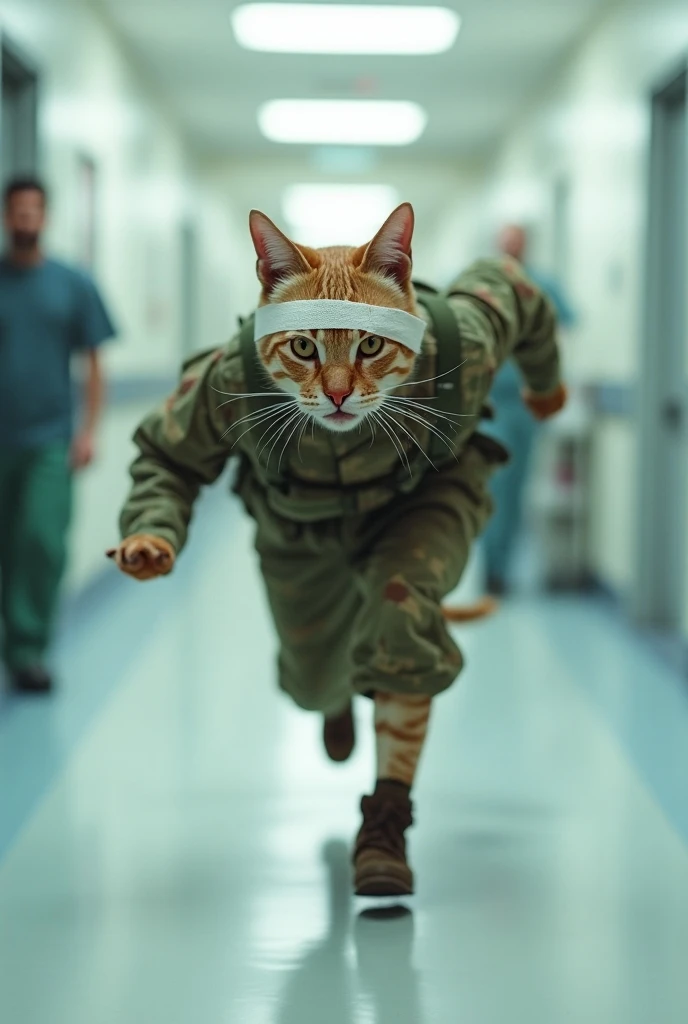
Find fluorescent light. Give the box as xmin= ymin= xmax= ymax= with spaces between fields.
xmin=283 ymin=184 xmax=400 ymax=248
xmin=232 ymin=4 xmax=460 ymax=55
xmin=284 ymin=184 xmax=399 ymax=224
xmin=259 ymin=100 xmax=427 ymax=146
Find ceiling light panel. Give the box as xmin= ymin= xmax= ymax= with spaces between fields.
xmin=283 ymin=184 xmax=401 ymax=248
xmin=232 ymin=4 xmax=461 ymax=55
xmin=259 ymin=100 xmax=427 ymax=146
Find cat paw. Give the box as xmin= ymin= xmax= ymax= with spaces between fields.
xmin=522 ymin=383 xmax=567 ymax=421
xmin=106 ymin=534 xmax=176 ymax=581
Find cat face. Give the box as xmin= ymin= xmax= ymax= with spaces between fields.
xmin=250 ymin=203 xmax=420 ymax=433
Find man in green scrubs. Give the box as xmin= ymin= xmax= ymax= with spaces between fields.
xmin=0 ymin=176 xmax=116 ymax=693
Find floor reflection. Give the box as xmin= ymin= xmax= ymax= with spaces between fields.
xmin=276 ymin=840 xmax=424 ymax=1024
xmin=355 ymin=905 xmax=423 ymax=1024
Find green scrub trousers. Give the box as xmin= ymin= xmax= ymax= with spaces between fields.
xmin=0 ymin=442 xmax=72 ymax=670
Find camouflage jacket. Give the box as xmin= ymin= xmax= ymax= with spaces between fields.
xmin=120 ymin=258 xmax=561 ymax=551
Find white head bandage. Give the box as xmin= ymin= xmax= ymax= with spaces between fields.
xmin=254 ymin=299 xmax=426 ymax=355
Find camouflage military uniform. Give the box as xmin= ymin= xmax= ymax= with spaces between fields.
xmin=119 ymin=258 xmax=561 ymax=713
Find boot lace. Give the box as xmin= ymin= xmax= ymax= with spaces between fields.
xmin=356 ymin=797 xmax=413 ymax=860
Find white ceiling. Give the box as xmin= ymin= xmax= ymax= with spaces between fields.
xmin=100 ymin=0 xmax=614 ymax=162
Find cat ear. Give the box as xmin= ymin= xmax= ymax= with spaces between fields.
xmin=358 ymin=203 xmax=415 ymax=287
xmin=249 ymin=210 xmax=314 ymax=293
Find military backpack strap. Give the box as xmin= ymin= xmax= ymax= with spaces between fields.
xmin=411 ymin=279 xmax=438 ymax=296
xmin=239 ymin=314 xmax=267 ymax=404
xmin=415 ymin=292 xmax=463 ymax=464
xmin=238 ymin=313 xmax=290 ymax=490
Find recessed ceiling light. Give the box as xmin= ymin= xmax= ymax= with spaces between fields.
xmin=232 ymin=3 xmax=460 ymax=55
xmin=283 ymin=184 xmax=401 ymax=247
xmin=259 ymin=100 xmax=427 ymax=146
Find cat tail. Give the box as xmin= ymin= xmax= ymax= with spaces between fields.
xmin=441 ymin=596 xmax=499 ymax=623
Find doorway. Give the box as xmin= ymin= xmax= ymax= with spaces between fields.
xmin=552 ymin=174 xmax=571 ymax=286
xmin=1 ymin=36 xmax=39 ymax=180
xmin=636 ymin=67 xmax=688 ymax=638
xmin=180 ymin=220 xmax=198 ymax=358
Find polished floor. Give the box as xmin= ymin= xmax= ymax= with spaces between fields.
xmin=1 ymin=487 xmax=688 ymax=1023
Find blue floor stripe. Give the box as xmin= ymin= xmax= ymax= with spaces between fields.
xmin=3 ymin=507 xmax=688 ymax=864
xmin=530 ymin=595 xmax=688 ymax=846
xmin=0 ymin=486 xmax=226 ymax=862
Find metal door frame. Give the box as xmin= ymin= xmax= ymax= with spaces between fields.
xmin=635 ymin=60 xmax=688 ymax=629
xmin=0 ymin=32 xmax=40 ymax=177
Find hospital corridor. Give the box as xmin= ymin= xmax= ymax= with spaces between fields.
xmin=1 ymin=1 xmax=688 ymax=1022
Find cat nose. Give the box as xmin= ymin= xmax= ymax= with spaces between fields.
xmin=324 ymin=386 xmax=353 ymax=408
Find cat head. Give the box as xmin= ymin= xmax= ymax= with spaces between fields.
xmin=249 ymin=203 xmax=421 ymax=433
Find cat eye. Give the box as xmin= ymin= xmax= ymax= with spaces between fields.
xmin=290 ymin=336 xmax=317 ymax=360
xmin=359 ymin=335 xmax=384 ymax=358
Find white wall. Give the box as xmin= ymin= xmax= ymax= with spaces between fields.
xmin=0 ymin=0 xmax=242 ymax=591
xmin=0 ymin=0 xmax=485 ymax=597
xmin=449 ymin=0 xmax=688 ymax=601
xmin=10 ymin=0 xmax=687 ymax=612
xmin=200 ymin=154 xmax=486 ymax=314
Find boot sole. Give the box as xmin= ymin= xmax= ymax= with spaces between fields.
xmin=11 ymin=678 xmax=53 ymax=695
xmin=355 ymin=870 xmax=414 ymax=898
xmin=323 ymin=707 xmax=355 ymax=763
xmin=325 ymin=741 xmax=355 ymax=763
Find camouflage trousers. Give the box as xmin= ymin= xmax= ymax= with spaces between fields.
xmin=248 ymin=435 xmax=506 ymax=715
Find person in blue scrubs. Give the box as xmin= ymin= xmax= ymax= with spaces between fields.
xmin=482 ymin=224 xmax=576 ymax=595
xmin=0 ymin=176 xmax=116 ymax=693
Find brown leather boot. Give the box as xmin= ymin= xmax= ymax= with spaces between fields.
xmin=353 ymin=780 xmax=414 ymax=896
xmin=323 ymin=702 xmax=355 ymax=763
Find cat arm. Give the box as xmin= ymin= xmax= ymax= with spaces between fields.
xmin=110 ymin=346 xmax=239 ymax=581
xmin=446 ymin=258 xmax=565 ymax=419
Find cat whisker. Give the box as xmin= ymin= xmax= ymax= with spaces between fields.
xmin=297 ymin=415 xmax=311 ymax=462
xmin=380 ymin=359 xmax=467 ymax=392
xmin=378 ymin=408 xmax=437 ymax=471
xmin=256 ymin=418 xmax=292 ymax=461
xmin=382 ymin=394 xmax=444 ymax=402
xmin=382 ymin=403 xmax=460 ymax=463
xmin=228 ymin=401 xmax=287 ymax=426
xmin=385 ymin=403 xmax=466 ymax=425
xmin=223 ymin=408 xmax=275 ymax=443
xmin=215 ymin=393 xmax=292 ymax=413
xmin=272 ymin=409 xmax=306 ymax=463
xmin=384 ymin=397 xmax=472 ymax=426
xmin=229 ymin=403 xmax=296 ymax=448
xmin=264 ymin=409 xmax=304 ymax=465
xmin=257 ymin=407 xmax=299 ymax=458
xmin=216 ymin=396 xmax=286 ymax=412
xmin=384 ymin=396 xmax=472 ymax=419
xmin=256 ymin=406 xmax=302 ymax=456
xmin=392 ymin=408 xmax=470 ymax=430
xmin=371 ymin=411 xmax=411 ymax=477
xmin=278 ymin=413 xmax=308 ymax=472
xmin=383 ymin=397 xmax=457 ymax=437
xmin=211 ymin=385 xmax=291 ymax=400
xmin=225 ymin=400 xmax=297 ymax=439
xmin=225 ymin=395 xmax=294 ymax=436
